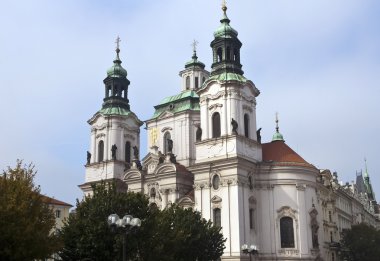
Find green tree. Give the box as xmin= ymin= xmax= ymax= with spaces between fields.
xmin=143 ymin=205 xmax=225 ymax=261
xmin=0 ymin=160 xmax=59 ymax=261
xmin=59 ymin=182 xmax=225 ymax=261
xmin=59 ymin=181 xmax=152 ymax=260
xmin=340 ymin=223 xmax=380 ymax=261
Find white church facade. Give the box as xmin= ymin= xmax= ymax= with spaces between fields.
xmin=80 ymin=4 xmax=379 ymax=261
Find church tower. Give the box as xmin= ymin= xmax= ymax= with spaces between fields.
xmin=191 ymin=4 xmax=261 ymax=259
xmin=145 ymin=45 xmax=209 ymax=167
xmin=80 ymin=38 xmax=143 ymax=195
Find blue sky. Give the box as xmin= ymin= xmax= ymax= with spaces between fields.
xmin=0 ymin=0 xmax=379 ymax=206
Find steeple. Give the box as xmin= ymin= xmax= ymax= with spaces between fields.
xmin=179 ymin=40 xmax=209 ymax=91
xmin=102 ymin=37 xmax=131 ymax=110
xmin=272 ymin=112 xmax=285 ymax=142
xmin=210 ymin=2 xmax=243 ymax=76
xmin=363 ymin=158 xmax=376 ymax=201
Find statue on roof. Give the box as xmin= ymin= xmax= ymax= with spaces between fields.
xmin=111 ymin=144 xmax=117 ymax=160
xmin=231 ymin=118 xmax=238 ymax=134
xmin=167 ymin=139 xmax=173 ymax=153
xmin=196 ymin=126 xmax=202 ymax=141
xmin=256 ymin=128 xmax=262 ymax=143
xmin=86 ymin=151 xmax=91 ymax=165
xmin=133 ymin=146 xmax=139 ymax=160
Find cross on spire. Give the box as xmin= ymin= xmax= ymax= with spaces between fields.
xmin=115 ymin=36 xmax=121 ymax=52
xmin=191 ymin=39 xmax=199 ymax=53
xmin=275 ymin=112 xmax=279 ymax=132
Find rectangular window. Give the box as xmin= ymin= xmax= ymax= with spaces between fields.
xmin=249 ymin=209 xmax=254 ymax=229
xmin=55 ymin=210 xmax=61 ymax=218
xmin=195 ymin=77 xmax=199 ymax=89
xmin=213 ymin=208 xmax=221 ymax=227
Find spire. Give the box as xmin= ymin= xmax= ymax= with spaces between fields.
xmin=364 ymin=158 xmax=369 ymax=178
xmin=102 ymin=36 xmax=131 ymax=110
xmin=185 ymin=39 xmax=205 ymax=69
xmin=362 ymin=158 xmax=376 ymax=201
xmin=210 ymin=1 xmax=243 ymax=77
xmin=221 ymin=0 xmax=230 ymax=23
xmin=272 ymin=112 xmax=285 ymax=142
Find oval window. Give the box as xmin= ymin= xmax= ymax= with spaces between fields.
xmin=212 ymin=175 xmax=220 ymax=190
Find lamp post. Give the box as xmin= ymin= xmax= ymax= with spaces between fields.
xmin=107 ymin=214 xmax=141 ymax=261
xmin=241 ymin=244 xmax=258 ymax=261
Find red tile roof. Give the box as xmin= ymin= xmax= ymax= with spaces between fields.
xmin=262 ymin=140 xmax=310 ymax=166
xmin=41 ymin=195 xmax=73 ymax=207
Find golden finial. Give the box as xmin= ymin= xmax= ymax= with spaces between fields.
xmin=221 ymin=0 xmax=227 ymax=12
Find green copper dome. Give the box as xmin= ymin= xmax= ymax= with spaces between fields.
xmin=272 ymin=113 xmax=285 ymax=142
xmin=272 ymin=132 xmax=284 ymax=142
xmin=107 ymin=49 xmax=128 ymax=78
xmin=185 ymin=52 xmax=205 ymax=69
xmin=214 ymin=7 xmax=238 ymax=38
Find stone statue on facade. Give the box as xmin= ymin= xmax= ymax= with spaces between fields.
xmin=256 ymin=128 xmax=262 ymax=143
xmin=196 ymin=126 xmax=202 ymax=141
xmin=86 ymin=151 xmax=91 ymax=165
xmin=231 ymin=118 xmax=238 ymax=134
xmin=133 ymin=146 xmax=139 ymax=160
xmin=167 ymin=139 xmax=173 ymax=153
xmin=111 ymin=144 xmax=117 ymax=160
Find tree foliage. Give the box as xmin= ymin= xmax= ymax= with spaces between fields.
xmin=59 ymin=182 xmax=225 ymax=261
xmin=340 ymin=223 xmax=380 ymax=261
xmin=0 ymin=160 xmax=59 ymax=261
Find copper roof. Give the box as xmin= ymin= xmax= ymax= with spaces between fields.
xmin=262 ymin=140 xmax=311 ymax=166
xmin=41 ymin=195 xmax=73 ymax=207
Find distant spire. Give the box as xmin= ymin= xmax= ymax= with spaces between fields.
xmin=275 ymin=112 xmax=279 ymax=133
xmin=272 ymin=112 xmax=284 ymax=142
xmin=364 ymin=158 xmax=369 ymax=178
xmin=191 ymin=39 xmax=199 ymax=59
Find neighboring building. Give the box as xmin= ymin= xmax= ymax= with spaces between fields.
xmin=41 ymin=195 xmax=73 ymax=231
xmin=79 ymin=3 xmax=379 ymax=261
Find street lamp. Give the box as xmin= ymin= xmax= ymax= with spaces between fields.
xmin=241 ymin=244 xmax=258 ymax=261
xmin=108 ymin=214 xmax=141 ymax=261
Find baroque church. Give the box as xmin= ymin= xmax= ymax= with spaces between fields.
xmin=79 ymin=4 xmax=379 ymax=261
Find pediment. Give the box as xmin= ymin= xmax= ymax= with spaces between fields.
xmin=158 ymin=111 xmax=174 ymax=119
xmin=155 ymin=163 xmax=176 ymax=175
xmin=211 ymin=195 xmax=222 ymax=203
xmin=124 ymin=169 xmax=142 ymax=180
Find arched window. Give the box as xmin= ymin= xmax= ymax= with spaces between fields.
xmin=280 ymin=217 xmax=295 ymax=248
xmin=163 ymin=132 xmax=171 ymax=154
xmin=217 ymin=48 xmax=223 ymax=62
xmin=195 ymin=77 xmax=199 ymax=89
xmin=244 ymin=114 xmax=250 ymax=138
xmin=226 ymin=46 xmax=231 ymax=60
xmin=202 ymin=77 xmax=206 ymax=84
xmin=186 ymin=76 xmax=190 ymax=89
xmin=212 ymin=112 xmax=221 ymax=138
xmin=233 ymin=48 xmax=239 ymax=62
xmin=213 ymin=208 xmax=221 ymax=227
xmin=98 ymin=140 xmax=104 ymax=162
xmin=125 ymin=141 xmax=131 ymax=163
